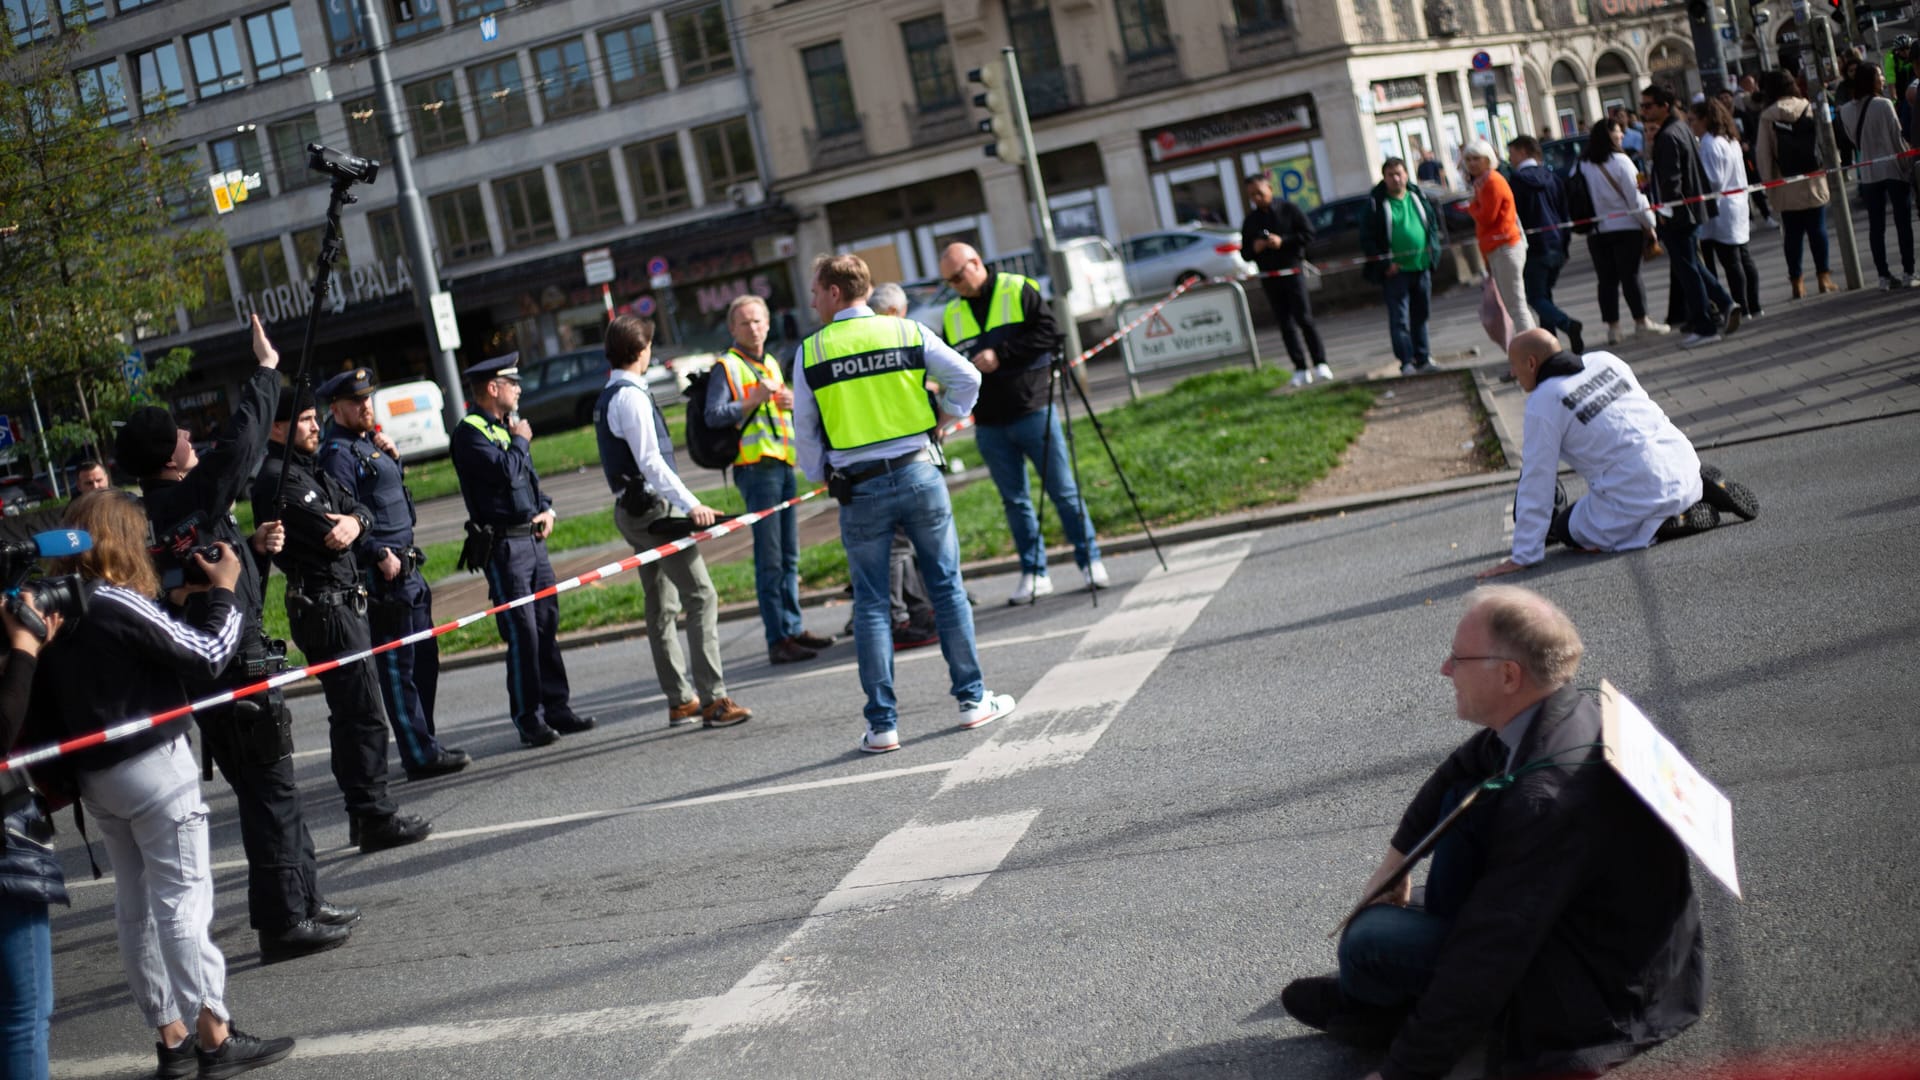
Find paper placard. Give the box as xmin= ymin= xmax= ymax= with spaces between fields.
xmin=1600 ymin=680 xmax=1741 ymax=898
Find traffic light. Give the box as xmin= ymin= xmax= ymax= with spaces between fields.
xmin=968 ymin=59 xmax=1025 ymax=165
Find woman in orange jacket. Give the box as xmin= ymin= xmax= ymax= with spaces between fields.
xmin=1462 ymin=140 xmax=1537 ymax=338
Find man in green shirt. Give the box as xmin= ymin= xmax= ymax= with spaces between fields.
xmin=1361 ymin=157 xmax=1448 ymax=374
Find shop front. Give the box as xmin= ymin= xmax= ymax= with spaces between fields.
xmin=826 ymin=172 xmax=994 ymax=285
xmin=1142 ymin=95 xmax=1329 ymax=228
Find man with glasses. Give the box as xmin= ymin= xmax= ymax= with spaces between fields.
xmin=450 ymin=355 xmax=596 ymax=748
xmin=1280 ymin=586 xmax=1706 ymax=1079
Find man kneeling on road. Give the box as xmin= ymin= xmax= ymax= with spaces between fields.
xmin=1478 ymin=328 xmax=1758 ymax=579
xmin=1282 ymin=586 xmax=1705 ymax=1079
xmin=792 ymin=253 xmax=1017 ymax=754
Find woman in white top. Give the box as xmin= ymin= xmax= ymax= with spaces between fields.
xmin=1576 ymin=119 xmax=1667 ymax=344
xmin=1687 ymin=99 xmax=1763 ymax=318
xmin=1838 ymin=63 xmax=1915 ymax=288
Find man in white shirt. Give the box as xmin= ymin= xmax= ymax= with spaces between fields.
xmin=1479 ymin=329 xmax=1758 ymax=579
xmin=596 ymin=315 xmax=751 ymax=729
xmin=791 ymin=253 xmax=1016 ymax=754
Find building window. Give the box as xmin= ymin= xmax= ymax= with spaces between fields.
xmin=404 ymin=72 xmax=468 ymax=155
xmin=692 ymin=117 xmax=756 ymax=202
xmin=164 ymin=147 xmax=208 ymax=223
xmin=320 ymin=0 xmax=366 ymax=59
xmin=901 ymin=16 xmax=960 ymax=113
xmin=667 ymin=2 xmax=734 ymax=84
xmin=268 ymin=114 xmax=322 ymax=192
xmin=342 ymin=95 xmax=383 ymax=161
xmin=189 ymin=255 xmax=237 ymax=328
xmin=245 ymin=7 xmax=305 ymax=81
xmin=1231 ymin=0 xmax=1289 ymax=33
xmin=187 ymin=23 xmax=247 ymax=98
xmin=208 ymin=130 xmax=269 ymax=200
xmin=1115 ymin=0 xmax=1173 ymax=61
xmin=495 ymin=170 xmax=557 ymax=250
xmin=468 ymin=56 xmax=530 ymax=139
xmin=3 ymin=0 xmax=52 ymax=46
xmin=1006 ymin=0 xmax=1062 ymax=74
xmin=132 ymin=42 xmax=188 ymax=111
xmin=69 ymin=0 xmax=108 ymax=25
xmin=234 ymin=238 xmax=292 ymax=312
xmin=75 ymin=60 xmax=130 ymax=125
xmin=532 ymin=38 xmax=595 ymax=120
xmin=429 ymin=186 xmax=491 ymax=264
xmin=389 ymin=0 xmax=443 ymax=43
xmin=623 ymin=136 xmax=689 ymax=216
xmin=557 ymin=153 xmax=623 ymax=233
xmin=602 ymin=20 xmax=665 ymax=102
xmin=451 ymin=0 xmax=506 ymax=23
xmin=803 ymin=41 xmax=857 ymax=137
xmin=291 ymin=224 xmax=350 ymax=285
xmin=368 ymin=207 xmax=406 ymax=268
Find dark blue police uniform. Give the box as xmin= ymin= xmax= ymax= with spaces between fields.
xmin=449 ymin=355 xmax=593 ymax=746
xmin=315 ymin=368 xmax=469 ymax=779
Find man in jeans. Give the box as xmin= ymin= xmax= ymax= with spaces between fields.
xmin=1643 ymin=83 xmax=1741 ymax=349
xmin=1240 ymin=174 xmax=1330 ymax=387
xmin=791 ymin=253 xmax=1016 ymax=755
xmin=1361 ymin=158 xmax=1447 ymax=374
xmin=1506 ymin=135 xmax=1585 ymax=353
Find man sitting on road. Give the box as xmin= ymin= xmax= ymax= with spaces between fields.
xmin=1282 ymin=586 xmax=1706 ymax=1080
xmin=1478 ymin=329 xmax=1758 ymax=579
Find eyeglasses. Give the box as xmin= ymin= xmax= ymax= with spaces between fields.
xmin=942 ymin=260 xmax=977 ymax=286
xmin=1446 ymin=653 xmax=1516 ymax=667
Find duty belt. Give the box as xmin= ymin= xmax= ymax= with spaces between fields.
xmin=840 ymin=449 xmax=931 ymax=485
xmin=287 ymin=584 xmax=367 ymax=607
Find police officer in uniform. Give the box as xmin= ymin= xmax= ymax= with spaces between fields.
xmin=119 ymin=315 xmax=355 ymax=963
xmin=314 ymin=368 xmax=470 ymax=780
xmin=254 ymin=388 xmax=432 ymax=853
xmin=450 ymin=355 xmax=595 ymax=747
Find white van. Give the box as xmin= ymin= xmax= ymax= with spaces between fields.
xmin=372 ymin=380 xmax=450 ymax=460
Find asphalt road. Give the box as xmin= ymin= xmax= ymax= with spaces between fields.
xmin=40 ymin=406 xmax=1919 ymax=1078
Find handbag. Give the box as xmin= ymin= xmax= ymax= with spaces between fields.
xmin=1479 ymin=275 xmax=1514 ymax=348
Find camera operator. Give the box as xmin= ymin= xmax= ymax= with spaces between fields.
xmin=117 ymin=314 xmax=356 ymax=965
xmin=1 ymin=597 xmax=65 ymax=1078
xmin=254 ymin=390 xmax=431 ymax=854
xmin=314 ymin=369 xmax=469 ymax=780
xmin=23 ymin=491 xmax=296 ymax=1078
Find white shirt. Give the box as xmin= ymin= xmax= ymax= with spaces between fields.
xmin=1696 ymin=133 xmax=1750 ymax=246
xmin=790 ymin=304 xmax=981 ymax=480
xmin=603 ymin=367 xmax=698 ymax=513
xmin=1514 ymin=351 xmax=1702 ymax=566
xmin=1579 ymin=153 xmax=1654 ymax=234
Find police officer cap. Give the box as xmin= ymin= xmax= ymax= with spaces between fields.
xmin=274 ymin=385 xmax=316 ymax=423
xmin=463 ymin=353 xmax=521 ymax=383
xmin=316 ymin=367 xmax=377 ymax=401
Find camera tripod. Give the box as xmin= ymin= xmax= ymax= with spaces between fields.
xmin=267 ymin=170 xmax=363 ymax=511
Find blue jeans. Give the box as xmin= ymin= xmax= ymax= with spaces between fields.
xmin=1860 ymin=179 xmax=1915 ymax=278
xmin=1522 ymin=243 xmax=1572 ymax=332
xmin=1659 ymin=220 xmax=1733 ymax=336
xmin=735 ymin=460 xmax=804 ymax=647
xmin=974 ymin=407 xmax=1100 ymax=576
xmin=1781 ymin=206 xmax=1830 ymax=280
xmin=0 ymin=901 xmax=53 ymax=1079
xmin=839 ymin=460 xmax=985 ymax=732
xmin=1381 ymin=268 xmax=1432 ymax=366
xmin=1337 ymin=902 xmax=1451 ymax=1009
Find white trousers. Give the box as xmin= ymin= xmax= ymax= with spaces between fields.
xmin=79 ymin=736 xmax=229 ymax=1030
xmin=1486 ymin=240 xmax=1538 ymax=337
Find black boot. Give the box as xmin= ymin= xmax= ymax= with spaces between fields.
xmin=356 ymin=813 xmax=432 ymax=854
xmin=259 ymin=919 xmax=350 ymax=964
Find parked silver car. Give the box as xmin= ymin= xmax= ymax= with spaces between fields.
xmin=1120 ymin=227 xmax=1255 ymax=297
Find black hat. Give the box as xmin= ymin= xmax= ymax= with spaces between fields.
xmin=462 ymin=353 xmax=521 ymax=383
xmin=316 ymin=367 xmax=377 ymax=401
xmin=274 ymin=386 xmax=316 ymax=423
xmin=115 ymin=406 xmax=181 ymax=478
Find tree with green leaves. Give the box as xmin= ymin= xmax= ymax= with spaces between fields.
xmin=0 ymin=20 xmax=223 ymax=471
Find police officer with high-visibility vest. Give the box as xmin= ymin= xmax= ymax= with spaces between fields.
xmin=936 ymin=243 xmax=1107 ymax=605
xmin=790 ymin=252 xmax=1017 ymax=755
xmin=450 ymin=355 xmax=596 ymax=748
xmin=704 ymin=294 xmax=837 ymax=665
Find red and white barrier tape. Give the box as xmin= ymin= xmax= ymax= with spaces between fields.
xmin=0 ymin=488 xmax=826 ymax=773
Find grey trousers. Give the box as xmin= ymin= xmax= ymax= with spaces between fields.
xmin=615 ymin=502 xmax=727 ymax=707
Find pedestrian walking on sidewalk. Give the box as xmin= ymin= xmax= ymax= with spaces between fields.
xmin=599 ymin=315 xmax=752 ymax=730
xmin=1755 ymin=69 xmax=1835 ymax=298
xmin=1578 ymin=119 xmax=1668 ymax=344
xmin=1643 ymin=83 xmax=1742 ymax=349
xmin=1505 ymin=135 xmax=1584 ymax=352
xmin=1687 ymin=100 xmax=1765 ymax=319
xmin=1362 ymin=157 xmax=1447 ymax=373
xmin=1462 ymin=141 xmax=1537 ymax=343
xmin=1240 ymin=174 xmax=1330 ymax=386
xmin=1838 ymin=64 xmax=1917 ymax=289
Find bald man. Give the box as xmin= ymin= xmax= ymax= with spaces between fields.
xmin=1479 ymin=329 xmax=1757 ymax=578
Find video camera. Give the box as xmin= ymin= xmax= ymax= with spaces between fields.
xmin=307 ymin=142 xmax=378 ymax=185
xmin=148 ymin=511 xmax=224 ymax=593
xmin=1 ymin=530 xmax=92 ymax=641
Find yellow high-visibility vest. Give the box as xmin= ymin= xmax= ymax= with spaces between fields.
xmin=800 ymin=315 xmax=935 ymax=450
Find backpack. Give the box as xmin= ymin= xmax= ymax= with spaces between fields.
xmin=681 ymin=364 xmax=761 ymax=471
xmin=1772 ymin=107 xmax=1821 ymax=176
xmin=1564 ymin=166 xmax=1597 ymax=235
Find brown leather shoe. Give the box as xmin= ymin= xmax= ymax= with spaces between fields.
xmin=702 ymin=697 xmax=751 ymax=728
xmin=768 ymin=637 xmax=816 ymax=664
xmin=667 ymin=701 xmax=702 ymax=728
xmin=1789 ymin=276 xmax=1805 ymax=299
xmin=1817 ymin=271 xmax=1836 ymax=294
xmin=792 ymin=630 xmax=836 ymax=650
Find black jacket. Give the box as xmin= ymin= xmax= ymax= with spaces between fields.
xmin=1507 ymin=162 xmax=1569 ymax=255
xmin=1380 ymin=685 xmax=1706 ymax=1080
xmin=1 ymin=650 xmax=67 ymax=909
xmin=1360 ymin=181 xmax=1448 ymax=286
xmin=1649 ymin=115 xmax=1715 ymax=227
xmin=252 ymin=443 xmax=374 ymax=595
xmin=1240 ymin=200 xmax=1313 ymax=271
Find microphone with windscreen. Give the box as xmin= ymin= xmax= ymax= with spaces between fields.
xmin=2 ymin=529 xmax=93 ymax=641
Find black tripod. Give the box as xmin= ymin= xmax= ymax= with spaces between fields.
xmin=268 ymin=172 xmax=360 ymax=510
xmin=1031 ymin=355 xmax=1165 ymax=607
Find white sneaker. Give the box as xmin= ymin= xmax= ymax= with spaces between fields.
xmin=1605 ymin=323 xmax=1622 ymax=346
xmin=1008 ymin=572 xmax=1053 ymax=605
xmin=1897 ymin=274 xmax=1918 ymax=289
xmin=1635 ymin=320 xmax=1671 ymax=337
xmin=858 ymin=728 xmax=900 ymax=754
xmin=1678 ymin=331 xmax=1720 ymax=350
xmin=1288 ymin=369 xmax=1312 ymax=388
xmin=957 ymin=692 xmax=1016 ymax=730
xmin=1312 ymin=362 xmax=1334 ymax=382
xmin=1081 ymin=560 xmax=1110 ymax=590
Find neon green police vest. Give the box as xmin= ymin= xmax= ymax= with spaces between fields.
xmin=942 ymin=272 xmax=1035 ymax=350
xmin=800 ymin=315 xmax=935 ymax=450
